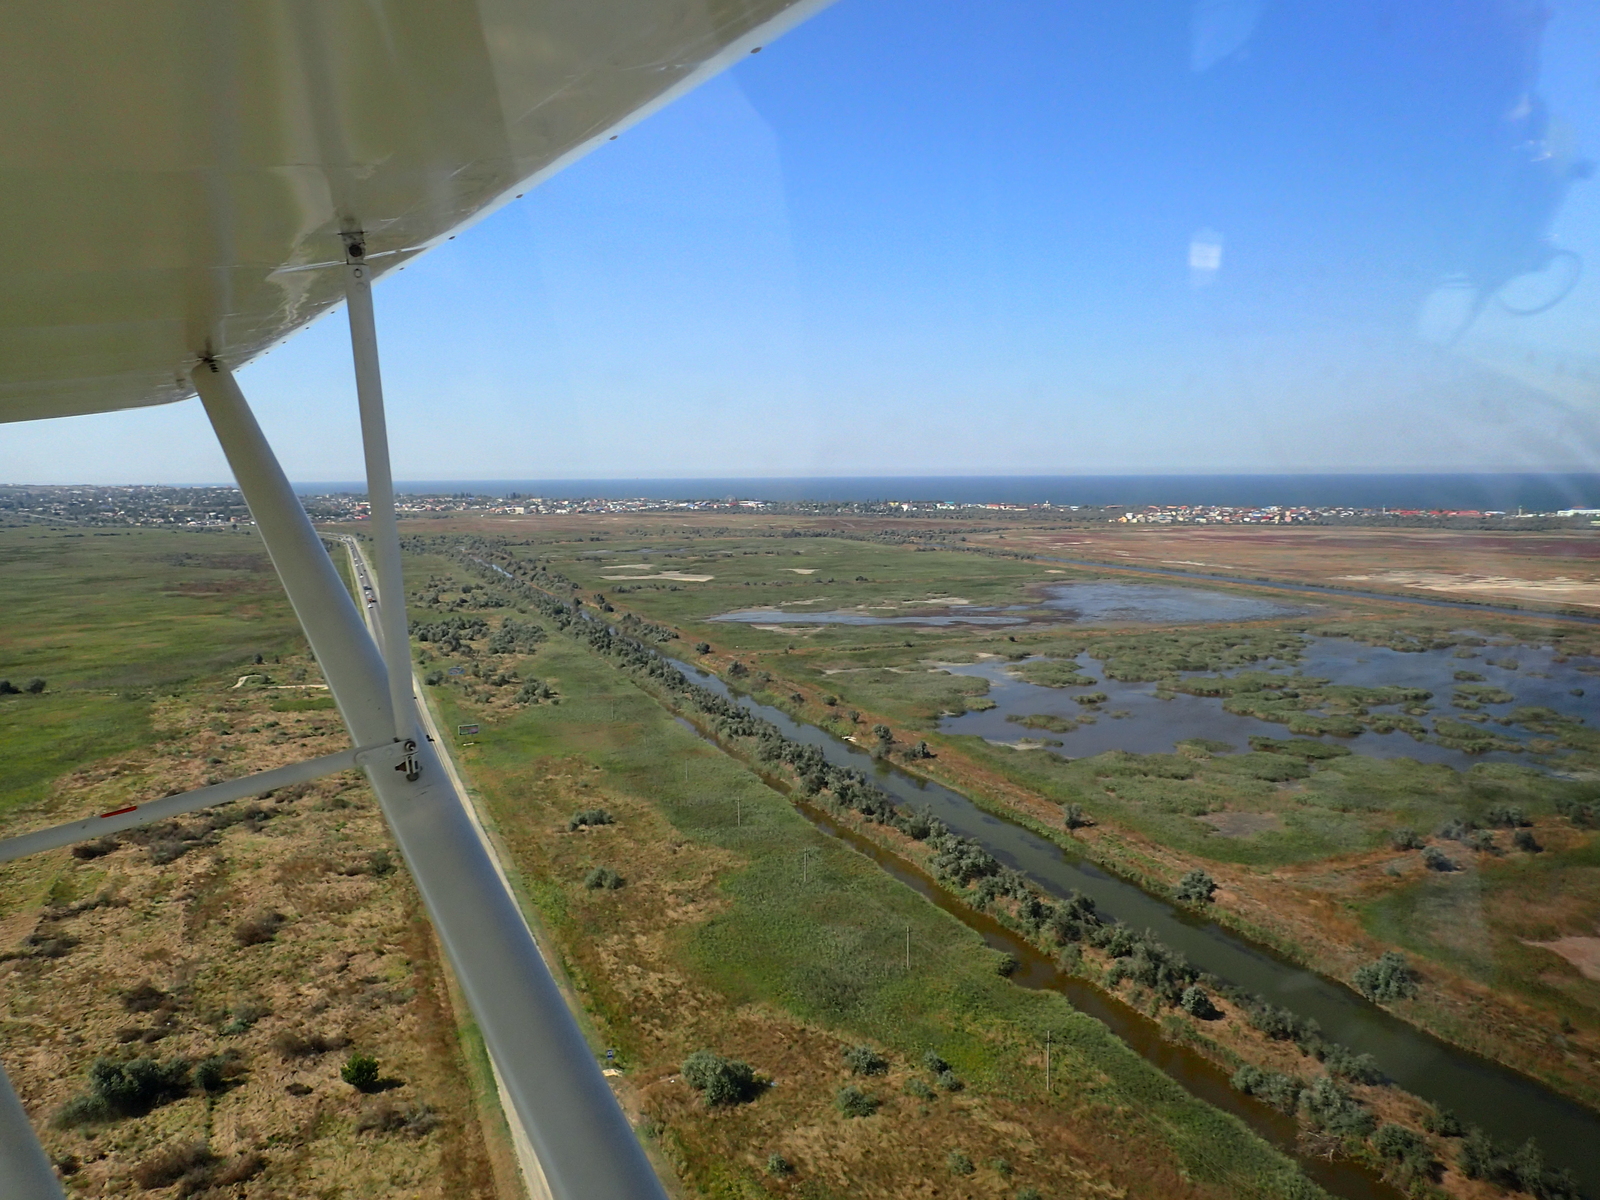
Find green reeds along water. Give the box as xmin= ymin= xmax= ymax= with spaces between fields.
xmin=670 ymin=661 xmax=1600 ymax=1197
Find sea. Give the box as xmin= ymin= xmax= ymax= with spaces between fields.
xmin=294 ymin=473 xmax=1600 ymax=512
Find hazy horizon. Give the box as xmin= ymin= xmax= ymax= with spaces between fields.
xmin=9 ymin=471 xmax=1599 ymax=512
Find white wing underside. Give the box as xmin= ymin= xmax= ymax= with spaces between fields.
xmin=0 ymin=0 xmax=829 ymax=424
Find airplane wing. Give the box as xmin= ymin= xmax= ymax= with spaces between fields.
xmin=0 ymin=0 xmax=831 ymax=424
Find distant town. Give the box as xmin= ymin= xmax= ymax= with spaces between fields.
xmin=0 ymin=484 xmax=1595 ymax=529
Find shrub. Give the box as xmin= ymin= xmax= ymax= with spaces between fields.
xmin=56 ymin=1056 xmax=192 ymax=1125
xmin=584 ymin=866 xmax=624 ymax=890
xmin=904 ymin=1078 xmax=934 ymax=1099
xmin=194 ymin=1055 xmax=230 ymax=1094
xmin=995 ymin=954 xmax=1019 ymax=977
xmin=836 ymin=1085 xmax=878 ymax=1117
xmin=568 ymin=808 xmax=614 ymax=831
xmin=872 ymin=723 xmax=893 ymax=744
xmin=133 ymin=1141 xmax=214 ymax=1189
xmin=1016 ymin=1190 xmax=1042 ymax=1200
xmin=1421 ymin=846 xmax=1455 ymax=872
xmin=1422 ymin=1106 xmax=1463 ymax=1137
xmin=766 ymin=1154 xmax=793 ymax=1176
xmin=922 ymin=1050 xmax=949 ymax=1074
xmin=1458 ymin=1127 xmax=1580 ymax=1200
xmin=1485 ymin=804 xmax=1528 ymax=828
xmin=947 ymin=1150 xmax=975 ymax=1176
xmin=694 ymin=642 xmax=711 ymax=654
xmin=71 ymin=835 xmax=119 ymax=860
xmin=1230 ymin=1065 xmax=1303 ymax=1113
xmin=1513 ymin=829 xmax=1542 ymax=853
xmin=1373 ymin=1123 xmax=1438 ymax=1185
xmin=1389 ymin=828 xmax=1424 ymax=850
xmin=1174 ymin=869 xmax=1216 ymax=905
xmin=233 ymin=910 xmax=285 ymax=946
xmin=1300 ymin=1075 xmax=1374 ymax=1136
xmin=272 ymin=1029 xmax=347 ymax=1059
xmin=1352 ymin=952 xmax=1419 ymax=1003
xmin=1556 ymin=796 xmax=1600 ymax=829
xmin=1179 ymin=985 xmax=1218 ymax=1019
xmin=682 ymin=1050 xmax=758 ymax=1106
xmin=221 ymin=999 xmax=269 ymax=1035
xmin=1437 ymin=817 xmax=1476 ymax=842
xmin=25 ymin=678 xmax=46 ymax=694
xmin=1322 ymin=1044 xmax=1382 ymax=1084
xmin=423 ymin=670 xmax=443 ymax=686
xmin=843 ymin=1045 xmax=888 ymax=1076
xmin=1062 ymin=803 xmax=1094 ymax=829
xmin=356 ymin=1098 xmax=440 ymax=1136
xmin=937 ymin=1069 xmax=964 ymax=1092
xmin=0 ymin=679 xmax=16 ymax=694
xmin=341 ymin=1053 xmax=381 ymax=1092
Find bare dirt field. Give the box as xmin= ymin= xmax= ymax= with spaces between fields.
xmin=1005 ymin=527 xmax=1600 ymax=611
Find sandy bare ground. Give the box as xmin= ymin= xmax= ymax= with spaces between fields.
xmin=1528 ymin=935 xmax=1600 ymax=982
xmin=1336 ymin=570 xmax=1600 ymax=608
xmin=600 ymin=571 xmax=714 ymax=582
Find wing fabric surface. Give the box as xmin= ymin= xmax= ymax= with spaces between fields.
xmin=0 ymin=0 xmax=828 ymax=424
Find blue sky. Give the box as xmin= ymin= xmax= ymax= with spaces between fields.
xmin=6 ymin=0 xmax=1600 ymax=484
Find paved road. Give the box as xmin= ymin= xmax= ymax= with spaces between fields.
xmin=338 ymin=536 xmax=552 ymax=1200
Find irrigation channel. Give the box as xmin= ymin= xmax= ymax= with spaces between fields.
xmin=665 ymin=659 xmax=1600 ymax=1197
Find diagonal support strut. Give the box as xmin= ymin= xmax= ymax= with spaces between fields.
xmin=343 ymin=233 xmax=417 ymax=764
xmin=190 ymin=358 xmax=666 ymax=1200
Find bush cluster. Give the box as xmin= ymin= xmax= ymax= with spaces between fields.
xmin=1388 ymin=827 xmax=1424 ymax=850
xmin=486 ymin=617 xmax=546 ymax=654
xmin=56 ymin=1056 xmax=192 ymax=1126
xmin=842 ymin=1045 xmax=888 ymax=1076
xmin=836 ymin=1085 xmax=878 ymax=1117
xmin=1372 ymin=1123 xmax=1438 ymax=1187
xmin=682 ymin=1050 xmax=758 ymax=1106
xmin=1173 ymin=869 xmax=1216 ymax=905
xmin=1352 ymin=951 xmax=1419 ymax=1003
xmin=1421 ymin=845 xmax=1455 ymax=872
xmin=568 ymin=809 xmax=613 ymax=831
xmin=1458 ymin=1128 xmax=1580 ymax=1199
xmin=584 ymin=867 xmax=624 ymax=890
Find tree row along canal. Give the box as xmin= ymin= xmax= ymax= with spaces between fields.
xmin=456 ymin=547 xmax=1598 ymax=1197
xmin=663 ymin=659 xmax=1599 ymax=1196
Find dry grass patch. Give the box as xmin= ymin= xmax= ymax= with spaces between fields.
xmin=0 ymin=666 xmax=502 ymax=1199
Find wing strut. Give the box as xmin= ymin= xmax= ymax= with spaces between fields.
xmin=343 ymin=233 xmax=419 ymax=762
xmin=0 ymin=745 xmax=395 ymax=866
xmin=184 ymin=358 xmax=667 ymax=1200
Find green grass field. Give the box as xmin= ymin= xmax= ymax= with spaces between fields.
xmin=0 ymin=528 xmax=304 ymax=816
xmin=420 ymin=610 xmax=1326 ymax=1198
